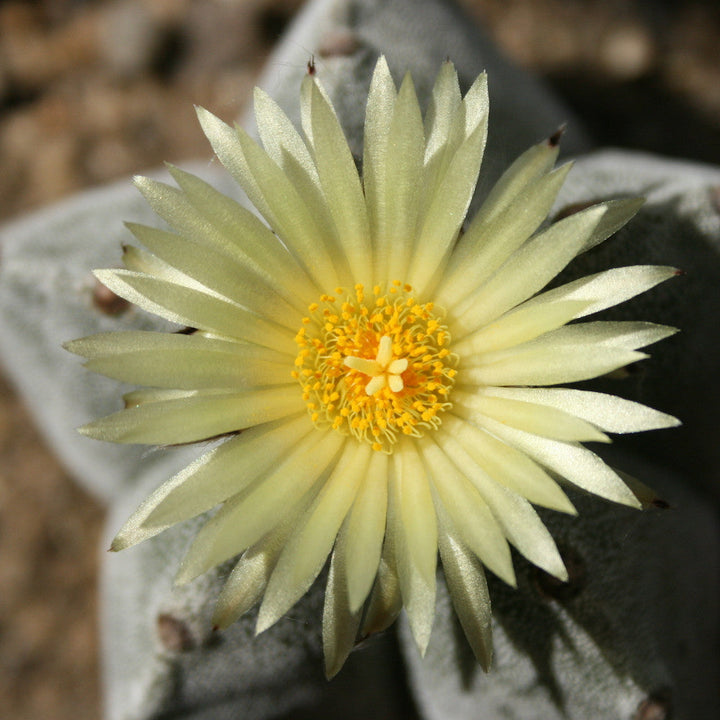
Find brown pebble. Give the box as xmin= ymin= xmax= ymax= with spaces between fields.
xmin=92 ymin=278 xmax=129 ymax=315
xmin=317 ymin=28 xmax=360 ymax=58
xmin=534 ymin=544 xmax=586 ymax=602
xmin=156 ymin=613 xmax=196 ymax=653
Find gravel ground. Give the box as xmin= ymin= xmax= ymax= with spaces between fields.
xmin=1 ymin=1 xmax=718 ymax=718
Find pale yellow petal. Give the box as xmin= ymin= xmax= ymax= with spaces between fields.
xmin=423 ymin=60 xmax=462 ymax=165
xmin=452 ymin=204 xmax=607 ymax=336
xmin=309 ymin=81 xmax=372 ymax=284
xmin=453 ymin=391 xmax=609 ymax=443
xmin=463 ymin=345 xmax=647 ymax=387
xmin=579 ymin=197 xmax=645 ymax=252
xmin=165 ymin=165 xmax=319 ymax=306
xmin=195 ymin=107 xmax=340 ymax=289
xmin=472 ymin=413 xmax=641 ymax=508
xmin=453 ymin=299 xmax=590 ymax=357
xmin=361 ymin=546 xmax=402 ymax=638
xmin=391 ymin=440 xmax=437 ymax=655
xmin=94 ymin=269 xmax=295 ymax=354
xmin=522 ymin=265 xmax=679 ymax=319
xmin=408 ymin=122 xmax=488 ymax=295
xmin=140 ymin=414 xmax=314 ymax=529
xmin=343 ymin=451 xmax=389 ymax=611
xmin=256 ymin=441 xmax=370 ymax=633
xmin=432 ymin=433 xmax=567 ymax=581
xmin=70 ymin=331 xmax=293 ymax=389
xmin=362 ymin=56 xmax=397 ymax=267
xmin=483 ymin=387 xmax=680 ymax=433
xmin=441 ymin=414 xmax=575 ymax=514
xmin=439 ymin=141 xmax=565 ymax=305
xmin=381 ymin=73 xmax=425 ymax=282
xmin=420 ymin=442 xmax=515 ymax=587
xmin=81 ymin=386 xmax=304 ymax=446
xmin=175 ymin=430 xmax=344 ymax=584
xmin=435 ymin=501 xmax=493 ymax=670
xmin=212 ymin=493 xmax=314 ymax=629
xmin=323 ymin=527 xmax=363 ymax=679
xmin=125 ymin=223 xmax=300 ymax=328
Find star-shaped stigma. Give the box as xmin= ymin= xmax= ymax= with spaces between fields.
xmin=344 ymin=335 xmax=409 ymax=395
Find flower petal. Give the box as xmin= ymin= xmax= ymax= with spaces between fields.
xmin=196 ymin=107 xmax=340 ymax=289
xmin=125 ymin=222 xmax=300 ymax=328
xmin=463 ymin=345 xmax=648 ymax=387
xmin=438 ymin=136 xmax=564 ymax=303
xmin=256 ymin=441 xmax=370 ymax=633
xmin=136 ymin=414 xmax=314 ymax=530
xmin=391 ymin=440 xmax=438 ymax=654
xmin=212 ymin=493 xmax=314 ymax=629
xmin=94 ymin=269 xmax=294 ymax=353
xmin=409 ymin=121 xmax=488 ymax=295
xmin=69 ymin=331 xmax=293 ymax=389
xmin=323 ymin=523 xmax=364 ymax=679
xmin=309 ymin=81 xmax=372 ymax=284
xmin=165 ymin=165 xmax=319 ymax=306
xmin=522 ymin=265 xmax=679 ymax=319
xmin=432 ymin=434 xmax=568 ymax=581
xmin=420 ymin=442 xmax=515 ymax=587
xmin=81 ymin=386 xmax=304 ymax=445
xmin=468 ymin=133 xmax=561 ymax=229
xmin=472 ymin=413 xmax=641 ymax=507
xmin=423 ymin=60 xmax=462 ymax=166
xmin=454 ymin=391 xmax=609 ymax=443
xmin=441 ymin=415 xmax=575 ymax=514
xmin=452 ymin=204 xmax=608 ymax=336
xmin=380 ymin=73 xmax=425 ymax=281
xmin=435 ymin=500 xmax=493 ymax=670
xmin=175 ymin=429 xmax=344 ymax=584
xmin=342 ymin=451 xmax=389 ymax=612
xmin=579 ymin=197 xmax=645 ymax=253
xmin=453 ymin=299 xmax=590 ymax=357
xmin=361 ymin=545 xmax=402 ymax=638
xmin=362 ymin=56 xmax=397 ymax=272
xmin=253 ymin=86 xmax=318 ymax=181
xmin=483 ymin=387 xmax=680 ymax=433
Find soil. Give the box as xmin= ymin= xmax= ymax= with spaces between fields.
xmin=1 ymin=1 xmax=718 ymax=718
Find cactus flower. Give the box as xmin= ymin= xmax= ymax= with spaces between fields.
xmin=66 ymin=57 xmax=679 ymax=677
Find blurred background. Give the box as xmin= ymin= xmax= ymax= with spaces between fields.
xmin=1 ymin=1 xmax=719 ymax=718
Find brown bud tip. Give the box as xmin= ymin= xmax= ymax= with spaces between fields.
xmin=673 ymin=268 xmax=686 ymax=276
xmin=307 ymin=55 xmax=316 ymax=75
xmin=548 ymin=124 xmax=567 ymax=147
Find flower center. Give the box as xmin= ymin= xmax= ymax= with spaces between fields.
xmin=292 ymin=282 xmax=457 ymax=452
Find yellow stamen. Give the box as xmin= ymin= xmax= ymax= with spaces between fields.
xmin=293 ymin=283 xmax=457 ymax=453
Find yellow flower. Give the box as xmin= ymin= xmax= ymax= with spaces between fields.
xmin=66 ymin=57 xmax=679 ymax=677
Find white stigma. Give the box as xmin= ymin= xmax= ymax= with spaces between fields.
xmin=343 ymin=335 xmax=409 ymax=396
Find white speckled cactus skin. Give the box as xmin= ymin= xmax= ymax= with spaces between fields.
xmin=0 ymin=0 xmax=718 ymax=718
